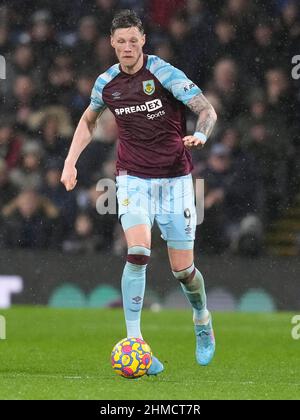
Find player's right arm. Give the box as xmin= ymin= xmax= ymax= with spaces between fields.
xmin=61 ymin=66 xmax=117 ymax=191
xmin=61 ymin=106 xmax=102 ymax=191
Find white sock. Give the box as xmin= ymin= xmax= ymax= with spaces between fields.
xmin=193 ymin=310 xmax=210 ymax=326
xmin=126 ymin=320 xmax=143 ymax=339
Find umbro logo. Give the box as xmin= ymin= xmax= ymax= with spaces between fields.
xmin=132 ymin=296 xmax=142 ymax=304
xmin=185 ymin=226 xmax=192 ymax=235
xmin=112 ymin=91 xmax=121 ymax=99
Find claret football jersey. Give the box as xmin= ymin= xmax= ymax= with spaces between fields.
xmin=90 ymin=54 xmax=202 ymax=178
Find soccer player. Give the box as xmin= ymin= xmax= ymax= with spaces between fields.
xmin=61 ymin=10 xmax=217 ymax=375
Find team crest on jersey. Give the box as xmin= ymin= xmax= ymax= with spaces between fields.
xmin=143 ymin=80 xmax=155 ymax=95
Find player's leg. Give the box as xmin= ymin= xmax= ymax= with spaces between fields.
xmin=168 ymin=246 xmax=209 ymax=323
xmin=121 ymin=216 xmax=164 ymax=375
xmin=121 ymin=216 xmax=151 ymax=340
xmin=116 ymin=175 xmax=152 ymax=340
xmin=155 ymin=174 xmax=215 ymax=365
xmin=168 ymin=243 xmax=215 ymax=366
xmin=116 ymin=174 xmax=163 ymax=374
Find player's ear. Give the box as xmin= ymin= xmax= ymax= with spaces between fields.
xmin=141 ymin=34 xmax=146 ymax=47
xmin=110 ymin=35 xmax=115 ymax=49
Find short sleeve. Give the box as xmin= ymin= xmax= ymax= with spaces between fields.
xmin=90 ymin=64 xmax=121 ymax=112
xmin=90 ymin=76 xmax=106 ymax=112
xmin=146 ymin=55 xmax=202 ymax=105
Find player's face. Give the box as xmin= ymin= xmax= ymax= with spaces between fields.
xmin=111 ymin=27 xmax=145 ymax=69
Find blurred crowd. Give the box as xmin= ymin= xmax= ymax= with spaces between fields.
xmin=0 ymin=0 xmax=299 ymax=256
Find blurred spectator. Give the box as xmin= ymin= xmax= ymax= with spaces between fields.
xmin=52 ymin=50 xmax=73 ymax=67
xmin=0 ymin=24 xmax=12 ymax=56
xmin=39 ymin=158 xmax=77 ymax=233
xmin=27 ymin=106 xmax=74 ymax=140
xmin=118 ymin=0 xmax=146 ymax=15
xmin=245 ymin=21 xmax=279 ymax=84
xmin=235 ymin=90 xmax=283 ymax=152
xmin=209 ymin=18 xmax=240 ymax=69
xmin=276 ymin=1 xmax=300 ymax=60
xmin=76 ymin=109 xmax=117 ymax=187
xmin=4 ymin=44 xmax=41 ymax=97
xmin=222 ymin=0 xmax=258 ymax=43
xmin=197 ymin=143 xmax=263 ymax=256
xmin=46 ymin=57 xmax=75 ymax=107
xmin=153 ymin=40 xmax=175 ymax=63
xmin=196 ymin=144 xmax=232 ymax=254
xmin=63 ymin=212 xmax=100 ymax=253
xmin=37 ymin=115 xmax=69 ymax=161
xmin=219 ymin=128 xmax=264 ymax=255
xmin=10 ymin=141 xmax=43 ymax=190
xmin=149 ymin=0 xmax=186 ymax=30
xmin=219 ymin=127 xmax=261 ymax=216
xmin=1 ymin=189 xmax=62 ymax=249
xmin=0 ymin=159 xmax=19 ymax=211
xmin=185 ymin=0 xmax=212 ymax=35
xmin=265 ymin=68 xmax=298 ymax=129
xmin=73 ymin=16 xmax=99 ymax=70
xmin=7 ymin=75 xmax=40 ymax=131
xmin=241 ymin=121 xmax=288 ymax=221
xmin=0 ymin=118 xmax=23 ymax=169
xmin=197 ymin=142 xmax=263 ymax=255
xmin=87 ymin=183 xmax=117 ymax=249
xmin=208 ymin=58 xmax=243 ymax=122
xmin=93 ymin=36 xmax=116 ymax=74
xmin=70 ymin=73 xmax=95 ymax=124
xmin=93 ymin=0 xmax=119 ymax=35
xmin=166 ymin=11 xmax=204 ymax=81
xmin=29 ymin=10 xmax=59 ymax=70
xmin=9 ymin=43 xmax=36 ymax=78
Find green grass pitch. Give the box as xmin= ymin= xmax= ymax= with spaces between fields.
xmin=0 ymin=307 xmax=299 ymax=400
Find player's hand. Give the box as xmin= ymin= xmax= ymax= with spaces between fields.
xmin=183 ymin=135 xmax=205 ymax=149
xmin=61 ymin=161 xmax=78 ymax=191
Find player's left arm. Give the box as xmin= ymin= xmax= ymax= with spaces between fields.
xmin=184 ymin=93 xmax=217 ymax=149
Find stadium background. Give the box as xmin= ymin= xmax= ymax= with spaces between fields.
xmin=0 ymin=0 xmax=299 ymax=311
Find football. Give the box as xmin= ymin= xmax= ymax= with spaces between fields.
xmin=111 ymin=337 xmax=152 ymax=378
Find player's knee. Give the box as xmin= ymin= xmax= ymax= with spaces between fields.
xmin=172 ymin=263 xmax=196 ymax=284
xmin=127 ymin=245 xmax=151 ymax=266
xmin=127 ymin=254 xmax=150 ymax=265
